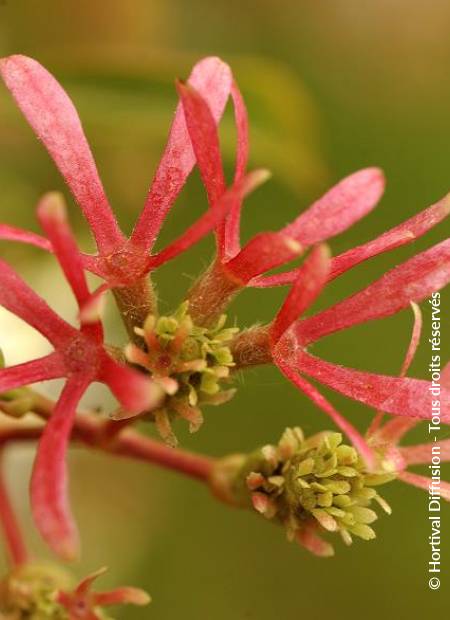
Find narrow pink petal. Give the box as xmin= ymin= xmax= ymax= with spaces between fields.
xmin=176 ymin=80 xmax=226 ymax=207
xmin=149 ymin=169 xmax=270 ymax=269
xmin=0 ymin=258 xmax=75 ymax=347
xmin=220 ymin=82 xmax=250 ymax=258
xmin=249 ymin=268 xmax=299 ymax=289
xmin=400 ymin=439 xmax=450 ymax=466
xmin=251 ymin=192 xmax=450 ymax=289
xmin=0 ymin=352 xmax=65 ymax=393
xmin=330 ymin=192 xmax=450 ymax=281
xmin=275 ymin=355 xmax=375 ymax=468
xmin=30 ymin=375 xmax=90 ymax=560
xmin=74 ymin=567 xmax=108 ymax=596
xmin=93 ymin=587 xmax=151 ymax=607
xmin=367 ymin=302 xmax=422 ymax=438
xmin=37 ymin=192 xmax=91 ymax=307
xmin=296 ymin=521 xmax=334 ymax=557
xmin=98 ymin=354 xmax=164 ymax=414
xmin=297 ymin=352 xmax=450 ymax=423
xmin=400 ymin=302 xmax=423 ymax=376
xmin=373 ymin=417 xmax=419 ymax=444
xmin=0 ymin=55 xmax=123 ymax=254
xmin=131 ymin=57 xmax=232 ymax=250
xmin=397 ymin=470 xmax=450 ymax=501
xmin=297 ymin=240 xmax=450 ymax=345
xmin=281 ymin=168 xmax=385 ymax=245
xmin=0 ymin=224 xmax=52 ymax=252
xmin=271 ymin=245 xmax=330 ymax=344
xmin=225 ymin=233 xmax=303 ymax=284
xmin=78 ymin=283 xmax=109 ymax=325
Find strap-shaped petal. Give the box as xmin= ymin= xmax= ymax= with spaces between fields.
xmin=0 ymin=55 xmax=123 ymax=254
xmin=297 ymin=352 xmax=450 ymax=423
xmin=297 ymin=239 xmax=450 ymax=345
xmin=330 ymin=192 xmax=450 ymax=280
xmin=98 ymin=354 xmax=163 ymax=414
xmin=275 ymin=355 xmax=375 ymax=468
xmin=226 ymin=232 xmax=303 ymax=284
xmin=270 ymin=245 xmax=330 ymax=344
xmin=400 ymin=439 xmax=450 ymax=466
xmin=31 ymin=375 xmax=90 ymax=560
xmin=0 ymin=352 xmax=65 ymax=393
xmin=37 ymin=193 xmax=92 ymax=307
xmin=0 ymin=258 xmax=75 ymax=347
xmin=176 ymin=80 xmax=226 ymax=207
xmin=0 ymin=223 xmax=52 ymax=252
xmin=219 ymin=82 xmax=250 ymax=258
xmin=131 ymin=57 xmax=232 ymax=250
xmin=281 ymin=167 xmax=385 ymax=245
xmin=397 ymin=471 xmax=450 ymax=501
xmin=253 ymin=193 xmax=450 ymax=289
xmin=149 ymin=169 xmax=270 ymax=269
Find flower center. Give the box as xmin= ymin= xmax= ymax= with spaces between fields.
xmin=125 ymin=301 xmax=239 ymax=445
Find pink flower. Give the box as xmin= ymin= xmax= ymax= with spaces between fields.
xmin=0 ymin=193 xmax=163 ymax=560
xmin=0 ymin=54 xmax=265 ymax=293
xmin=269 ymin=240 xmax=450 ymax=466
xmin=57 ymin=567 xmax=151 ymax=620
xmin=176 ymin=81 xmax=388 ymax=306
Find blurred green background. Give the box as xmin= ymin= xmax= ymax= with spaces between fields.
xmin=0 ymin=1 xmax=449 ymax=617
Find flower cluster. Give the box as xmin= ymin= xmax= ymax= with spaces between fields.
xmin=0 ymin=52 xmax=449 ymax=612
xmin=210 ymin=427 xmax=394 ymax=557
xmin=124 ymin=301 xmax=238 ymax=445
xmin=0 ymin=564 xmax=150 ymax=619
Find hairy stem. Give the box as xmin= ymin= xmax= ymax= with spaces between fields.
xmin=186 ymin=258 xmax=241 ymax=326
xmin=230 ymin=325 xmax=272 ymax=368
xmin=0 ymin=452 xmax=29 ymax=566
xmin=112 ymin=276 xmax=157 ymax=343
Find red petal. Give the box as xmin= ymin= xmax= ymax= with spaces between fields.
xmin=397 ymin=471 xmax=450 ymax=501
xmin=0 ymin=352 xmax=65 ymax=393
xmin=400 ymin=439 xmax=450 ymax=466
xmin=270 ymin=245 xmax=330 ymax=344
xmin=0 ymin=224 xmax=52 ymax=252
xmin=297 ymin=352 xmax=450 ymax=423
xmin=98 ymin=355 xmax=164 ymax=414
xmin=296 ymin=521 xmax=334 ymax=557
xmin=371 ymin=416 xmax=419 ymax=444
xmin=74 ymin=567 xmax=108 ymax=596
xmin=131 ymin=57 xmax=232 ymax=250
xmin=0 ymin=258 xmax=75 ymax=347
xmin=275 ymin=355 xmax=375 ymax=468
xmin=30 ymin=376 xmax=90 ymax=560
xmin=93 ymin=587 xmax=151 ymax=607
xmin=0 ymin=55 xmax=123 ymax=254
xmin=219 ymin=82 xmax=250 ymax=258
xmin=281 ymin=168 xmax=385 ymax=245
xmin=37 ymin=193 xmax=91 ymax=307
xmin=149 ymin=169 xmax=270 ymax=269
xmin=330 ymin=192 xmax=450 ymax=281
xmin=297 ymin=240 xmax=450 ymax=345
xmin=176 ymin=80 xmax=226 ymax=206
xmin=251 ymin=192 xmax=450 ymax=289
xmin=225 ymin=233 xmax=303 ymax=284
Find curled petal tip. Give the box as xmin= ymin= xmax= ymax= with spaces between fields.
xmin=37 ymin=192 xmax=67 ymax=222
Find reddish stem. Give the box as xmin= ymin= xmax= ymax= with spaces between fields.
xmin=0 ymin=453 xmax=29 ymax=566
xmin=0 ymin=393 xmax=214 ymax=483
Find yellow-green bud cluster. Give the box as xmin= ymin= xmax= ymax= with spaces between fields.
xmin=0 ymin=564 xmax=71 ymax=620
xmin=217 ymin=428 xmax=395 ymax=549
xmin=126 ymin=302 xmax=238 ymax=445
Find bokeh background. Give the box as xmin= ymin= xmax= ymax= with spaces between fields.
xmin=0 ymin=1 xmax=449 ymax=617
